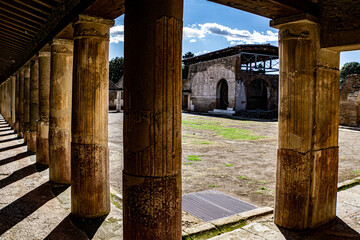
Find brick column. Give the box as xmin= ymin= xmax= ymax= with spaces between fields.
xmin=49 ymin=39 xmax=73 ymax=184
xmin=273 ymin=19 xmax=340 ymax=229
xmin=71 ymin=15 xmax=114 ymax=218
xmin=123 ymin=0 xmax=183 ymax=238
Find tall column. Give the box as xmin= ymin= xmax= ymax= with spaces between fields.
xmin=23 ymin=65 xmax=31 ymax=143
xmin=11 ymin=75 xmax=16 ymax=127
xmin=123 ymin=0 xmax=183 ymax=239
xmin=28 ymin=59 xmax=39 ymax=152
xmin=49 ymin=39 xmax=73 ymax=184
xmin=71 ymin=15 xmax=114 ymax=218
xmin=15 ymin=72 xmax=20 ymax=132
xmin=274 ymin=19 xmax=340 ymax=229
xmin=37 ymin=51 xmax=51 ymax=165
xmin=18 ymin=68 xmax=25 ymax=138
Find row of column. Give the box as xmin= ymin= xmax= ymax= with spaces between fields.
xmin=0 ymin=2 xmax=341 ymax=239
xmin=0 ymin=15 xmax=115 ymax=219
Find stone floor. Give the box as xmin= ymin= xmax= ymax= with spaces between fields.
xmin=0 ymin=114 xmax=359 ymax=240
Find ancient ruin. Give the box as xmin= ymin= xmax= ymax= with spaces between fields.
xmin=0 ymin=0 xmax=360 ymax=239
xmin=183 ymin=44 xmax=278 ymax=116
xmin=340 ymin=74 xmax=360 ymax=127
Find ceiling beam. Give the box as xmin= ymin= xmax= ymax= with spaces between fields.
xmin=0 ymin=19 xmax=38 ymax=34
xmin=0 ymin=26 xmax=34 ymax=40
xmin=0 ymin=4 xmax=45 ymax=26
xmin=12 ymin=0 xmax=53 ymax=16
xmin=0 ymin=1 xmax=48 ymax=21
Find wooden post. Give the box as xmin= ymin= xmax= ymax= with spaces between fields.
xmin=37 ymin=51 xmax=51 ymax=165
xmin=49 ymin=39 xmax=73 ymax=184
xmin=273 ymin=19 xmax=340 ymax=229
xmin=71 ymin=15 xmax=114 ymax=218
xmin=123 ymin=0 xmax=183 ymax=238
xmin=28 ymin=59 xmax=39 ymax=152
xmin=23 ymin=65 xmax=31 ymax=143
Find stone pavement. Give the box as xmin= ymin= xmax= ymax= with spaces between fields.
xmin=0 ymin=116 xmax=123 ymax=240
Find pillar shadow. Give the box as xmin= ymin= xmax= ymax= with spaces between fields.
xmin=0 ymin=151 xmax=34 ymax=167
xmin=0 ymin=128 xmax=12 ymax=132
xmin=45 ymin=214 xmax=107 ymax=240
xmin=277 ymin=217 xmax=360 ymax=239
xmin=0 ymin=132 xmax=16 ymax=137
xmin=0 ymin=137 xmax=18 ymax=144
xmin=0 ymin=143 xmax=26 ymax=153
xmin=0 ymin=125 xmax=10 ymax=129
xmin=0 ymin=163 xmax=48 ymax=190
xmin=0 ymin=182 xmax=68 ymax=235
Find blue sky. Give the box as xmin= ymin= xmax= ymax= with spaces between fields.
xmin=109 ymin=0 xmax=359 ymax=69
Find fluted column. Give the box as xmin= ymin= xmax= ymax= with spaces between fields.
xmin=37 ymin=51 xmax=51 ymax=165
xmin=11 ymin=75 xmax=16 ymax=127
xmin=49 ymin=39 xmax=73 ymax=184
xmin=28 ymin=59 xmax=39 ymax=152
xmin=18 ymin=68 xmax=25 ymax=138
xmin=15 ymin=72 xmax=20 ymax=132
xmin=71 ymin=15 xmax=114 ymax=218
xmin=274 ymin=19 xmax=340 ymax=229
xmin=23 ymin=65 xmax=31 ymax=143
xmin=123 ymin=0 xmax=183 ymax=238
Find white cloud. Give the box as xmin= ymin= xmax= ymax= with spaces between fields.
xmin=189 ymin=39 xmax=197 ymax=43
xmin=110 ymin=25 xmax=124 ymax=43
xmin=183 ymin=23 xmax=278 ymax=44
xmin=194 ymin=50 xmax=209 ymax=56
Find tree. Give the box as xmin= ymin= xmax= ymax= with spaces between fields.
xmin=182 ymin=52 xmax=195 ymax=79
xmin=109 ymin=57 xmax=124 ymax=83
xmin=340 ymin=62 xmax=360 ymax=83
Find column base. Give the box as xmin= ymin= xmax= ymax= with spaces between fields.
xmin=71 ymin=142 xmax=109 ymax=218
xmin=36 ymin=121 xmax=49 ymax=165
xmin=27 ymin=131 xmax=37 ymax=153
xmin=123 ymin=172 xmax=182 ymax=240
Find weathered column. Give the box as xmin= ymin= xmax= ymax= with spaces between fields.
xmin=123 ymin=0 xmax=183 ymax=238
xmin=18 ymin=68 xmax=25 ymax=138
xmin=273 ymin=19 xmax=340 ymax=229
xmin=15 ymin=72 xmax=20 ymax=132
xmin=49 ymin=39 xmax=73 ymax=184
xmin=11 ymin=75 xmax=16 ymax=127
xmin=71 ymin=15 xmax=114 ymax=218
xmin=28 ymin=59 xmax=39 ymax=152
xmin=37 ymin=51 xmax=51 ymax=165
xmin=23 ymin=65 xmax=31 ymax=143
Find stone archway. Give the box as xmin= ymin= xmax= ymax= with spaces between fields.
xmin=216 ymin=79 xmax=228 ymax=109
xmin=246 ymin=79 xmax=268 ymax=110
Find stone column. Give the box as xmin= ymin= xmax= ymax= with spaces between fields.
xmin=273 ymin=19 xmax=340 ymax=229
xmin=71 ymin=15 xmax=114 ymax=218
xmin=18 ymin=68 xmax=25 ymax=138
xmin=28 ymin=59 xmax=39 ymax=152
xmin=123 ymin=0 xmax=183 ymax=238
xmin=15 ymin=72 xmax=20 ymax=132
xmin=23 ymin=65 xmax=31 ymax=143
xmin=37 ymin=51 xmax=51 ymax=165
xmin=11 ymin=75 xmax=16 ymax=127
xmin=49 ymin=39 xmax=73 ymax=184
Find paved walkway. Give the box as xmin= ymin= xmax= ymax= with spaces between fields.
xmin=0 ymin=115 xmax=122 ymax=240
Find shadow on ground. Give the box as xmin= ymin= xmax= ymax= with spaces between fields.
xmin=278 ymin=217 xmax=360 ymax=240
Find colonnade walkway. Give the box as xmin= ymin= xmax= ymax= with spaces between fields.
xmin=1 ymin=112 xmax=360 ymax=239
xmin=0 ymin=115 xmax=123 ymax=240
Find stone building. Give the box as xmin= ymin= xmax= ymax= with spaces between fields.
xmin=340 ymin=74 xmax=360 ymax=126
xmin=182 ymin=44 xmax=279 ymax=116
xmin=109 ymin=77 xmax=123 ymax=111
xmin=0 ymin=0 xmax=359 ymax=238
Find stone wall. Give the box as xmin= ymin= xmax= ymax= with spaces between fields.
xmin=187 ymin=56 xmax=236 ymax=112
xmin=339 ymin=74 xmax=360 ymax=126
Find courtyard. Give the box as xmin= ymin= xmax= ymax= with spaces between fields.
xmin=109 ymin=112 xmax=360 ymax=208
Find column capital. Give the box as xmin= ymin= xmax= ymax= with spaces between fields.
xmin=73 ymin=15 xmax=114 ymax=40
xmin=50 ymin=38 xmax=73 ymax=46
xmin=37 ymin=51 xmax=51 ymax=58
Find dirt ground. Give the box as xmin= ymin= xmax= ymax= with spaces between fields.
xmin=108 ymin=112 xmax=360 ymax=208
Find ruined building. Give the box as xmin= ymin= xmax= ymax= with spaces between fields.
xmin=340 ymin=74 xmax=360 ymax=127
xmin=0 ymin=0 xmax=359 ymax=239
xmin=183 ymin=44 xmax=279 ymax=116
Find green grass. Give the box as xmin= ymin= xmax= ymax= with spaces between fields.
xmin=188 ymin=155 xmax=201 ymax=161
xmin=182 ymin=120 xmax=262 ymax=140
xmin=110 ymin=193 xmax=122 ymax=209
xmin=184 ymin=162 xmax=194 ymax=165
xmin=224 ymin=164 xmax=233 ymax=167
xmin=209 ymin=185 xmax=220 ymax=187
xmin=353 ymin=170 xmax=360 ymax=176
xmin=258 ymin=180 xmax=267 ymax=184
xmin=237 ymin=176 xmax=251 ymax=180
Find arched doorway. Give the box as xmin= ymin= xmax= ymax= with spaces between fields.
xmin=246 ymin=79 xmax=268 ymax=110
xmin=216 ymin=79 xmax=228 ymax=109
